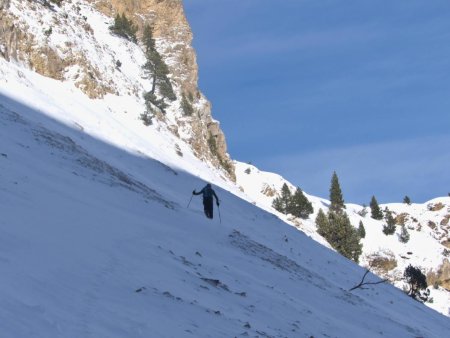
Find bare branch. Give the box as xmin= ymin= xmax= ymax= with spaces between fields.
xmin=349 ymin=269 xmax=388 ymax=291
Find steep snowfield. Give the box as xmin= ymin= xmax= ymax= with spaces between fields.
xmin=1 ymin=0 xmax=449 ymax=335
xmin=1 ymin=59 xmax=450 ymax=338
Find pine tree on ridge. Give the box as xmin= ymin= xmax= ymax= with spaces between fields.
xmin=329 ymin=171 xmax=345 ymax=213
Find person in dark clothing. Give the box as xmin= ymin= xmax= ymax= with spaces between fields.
xmin=193 ymin=183 xmax=219 ymax=219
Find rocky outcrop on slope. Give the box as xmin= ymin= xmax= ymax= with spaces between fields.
xmin=428 ymin=259 xmax=450 ymax=290
xmin=93 ymin=0 xmax=234 ymax=179
xmin=0 ymin=0 xmax=235 ymax=179
xmin=1 ymin=1 xmax=121 ymax=96
xmin=0 ymin=0 xmax=22 ymax=62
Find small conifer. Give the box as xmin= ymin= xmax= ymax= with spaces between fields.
xmin=382 ymin=223 xmax=396 ymax=235
xmin=181 ymin=93 xmax=194 ymax=116
xmin=358 ymin=220 xmax=366 ymax=238
xmin=272 ymin=197 xmax=283 ymax=212
xmin=315 ymin=209 xmax=329 ymax=236
xmin=110 ymin=13 xmax=137 ymax=43
xmin=382 ymin=209 xmax=396 ymax=235
xmin=289 ymin=188 xmax=314 ymax=219
xmin=329 ymin=171 xmax=345 ymax=213
xmin=370 ymin=195 xmax=383 ymax=220
xmin=141 ymin=25 xmax=176 ymax=120
xmin=399 ymin=225 xmax=410 ymax=243
xmin=279 ymin=183 xmax=292 ymax=214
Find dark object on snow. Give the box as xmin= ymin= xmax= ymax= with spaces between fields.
xmin=404 ymin=264 xmax=428 ymax=300
xmin=193 ymin=183 xmax=219 ymax=219
xmin=349 ymin=269 xmax=388 ymax=291
xmin=135 ymin=287 xmax=146 ymax=293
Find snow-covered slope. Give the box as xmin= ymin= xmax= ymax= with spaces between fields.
xmin=1 ymin=63 xmax=450 ymax=337
xmin=1 ymin=0 xmax=449 ymax=336
xmin=234 ymin=161 xmax=450 ymax=317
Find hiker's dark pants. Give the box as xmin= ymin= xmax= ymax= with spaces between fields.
xmin=203 ymin=197 xmax=213 ymax=219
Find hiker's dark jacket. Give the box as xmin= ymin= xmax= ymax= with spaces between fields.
xmin=193 ymin=185 xmax=219 ymax=219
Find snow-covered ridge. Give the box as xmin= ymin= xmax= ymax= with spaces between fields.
xmin=234 ymin=161 xmax=450 ymax=316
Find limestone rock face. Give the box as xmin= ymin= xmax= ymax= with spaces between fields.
xmin=91 ymin=0 xmax=234 ymax=179
xmin=0 ymin=0 xmax=10 ymax=11
xmin=428 ymin=259 xmax=450 ymax=291
xmin=0 ymin=1 xmax=116 ymax=97
xmin=91 ymin=0 xmax=197 ymax=93
xmin=439 ymin=259 xmax=450 ymax=290
xmin=0 ymin=0 xmax=235 ymax=179
xmin=0 ymin=3 xmax=21 ymax=62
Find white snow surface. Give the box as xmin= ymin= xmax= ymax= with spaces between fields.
xmin=234 ymin=160 xmax=450 ymax=317
xmin=1 ymin=1 xmax=449 ymax=336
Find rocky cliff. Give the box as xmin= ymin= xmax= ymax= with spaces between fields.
xmin=0 ymin=0 xmax=235 ymax=180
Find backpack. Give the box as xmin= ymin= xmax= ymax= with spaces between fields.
xmin=203 ymin=186 xmax=213 ymax=198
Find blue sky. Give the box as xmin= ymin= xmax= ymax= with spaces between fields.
xmin=183 ymin=0 xmax=450 ymax=204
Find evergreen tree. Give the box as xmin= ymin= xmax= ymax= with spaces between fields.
xmin=139 ymin=111 xmax=153 ymax=126
xmin=358 ymin=220 xmax=366 ymax=238
xmin=382 ymin=223 xmax=396 ymax=235
xmin=403 ymin=196 xmax=411 ymax=205
xmin=316 ymin=210 xmax=362 ymax=263
xmin=272 ymin=183 xmax=292 ymax=214
xmin=326 ymin=211 xmax=362 ymax=262
xmin=382 ymin=208 xmax=396 ymax=235
xmin=315 ymin=209 xmax=330 ymax=237
xmin=141 ymin=24 xmax=176 ymax=121
xmin=279 ymin=183 xmax=292 ymax=214
xmin=272 ymin=197 xmax=283 ymax=213
xmin=181 ymin=93 xmax=194 ymax=116
xmin=399 ymin=225 xmax=410 ymax=243
xmin=289 ymin=187 xmax=313 ymax=219
xmin=329 ymin=171 xmax=345 ymax=213
xmin=385 ymin=208 xmax=396 ymax=226
xmin=110 ymin=13 xmax=137 ymax=43
xmin=404 ymin=265 xmax=428 ymax=300
xmin=370 ymin=195 xmax=383 ymax=220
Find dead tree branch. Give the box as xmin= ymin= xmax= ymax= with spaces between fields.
xmin=349 ymin=269 xmax=388 ymax=291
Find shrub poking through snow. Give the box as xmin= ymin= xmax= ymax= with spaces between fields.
xmin=404 ymin=265 xmax=429 ymax=301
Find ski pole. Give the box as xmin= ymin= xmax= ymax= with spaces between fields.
xmin=187 ymin=193 xmax=194 ymax=208
xmin=217 ymin=203 xmax=222 ymax=224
